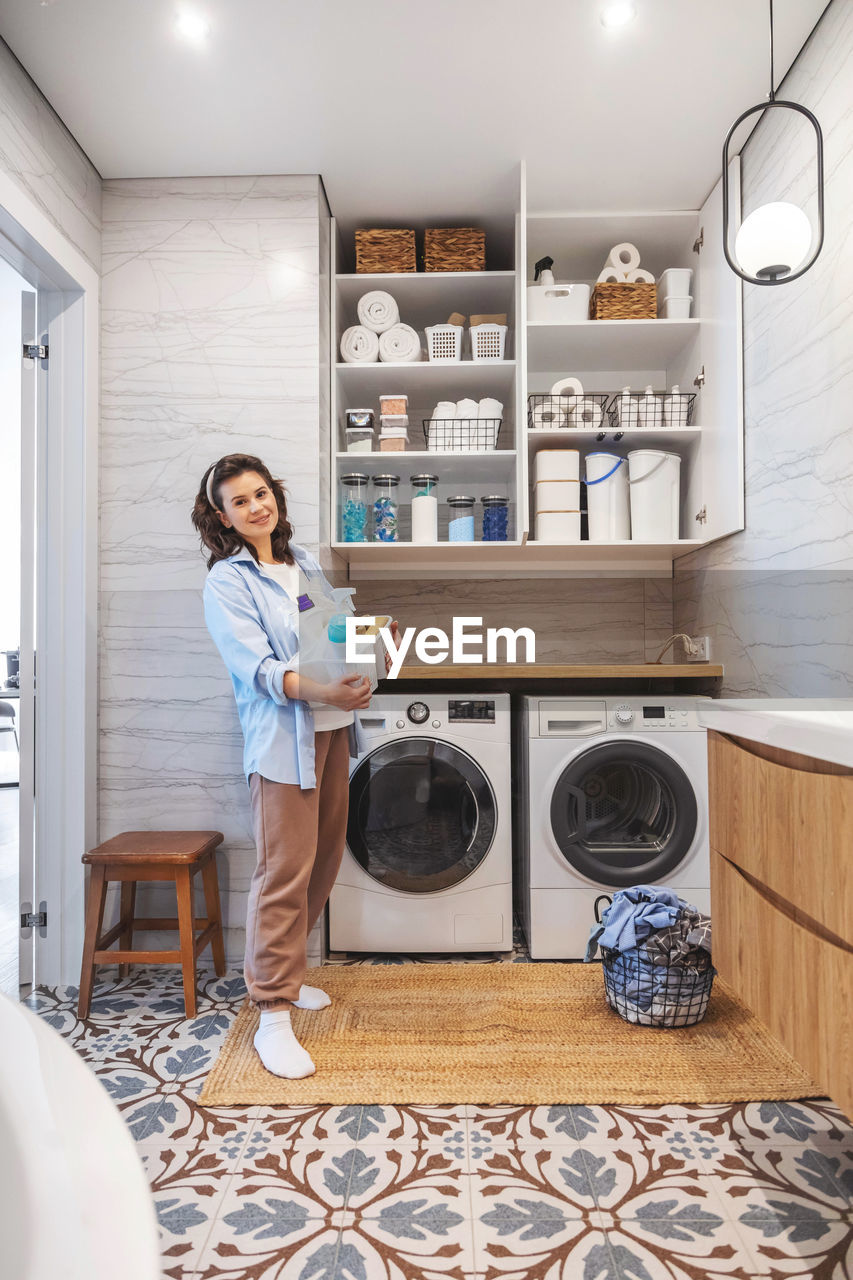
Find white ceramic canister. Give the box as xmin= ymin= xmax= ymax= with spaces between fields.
xmin=585 ymin=452 xmax=630 ymax=542
xmin=535 ymin=511 xmax=581 ymax=543
xmin=535 ymin=479 xmax=581 ymax=513
xmin=628 ymin=450 xmax=681 ymax=541
xmin=534 ymin=449 xmax=581 ymax=483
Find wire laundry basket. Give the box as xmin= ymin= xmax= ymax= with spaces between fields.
xmin=601 ymin=949 xmax=715 ymax=1028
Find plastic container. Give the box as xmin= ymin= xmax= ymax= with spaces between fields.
xmin=346 ymin=426 xmax=374 ymax=453
xmin=585 ymin=452 xmax=630 ymax=542
xmin=470 ymin=324 xmax=507 ymax=362
xmin=481 ymin=495 xmax=509 ymax=541
xmin=426 ymin=324 xmax=463 ymax=362
xmin=379 ymin=394 xmax=408 ymax=416
xmin=656 ymin=268 xmax=693 ymax=299
xmin=346 ymin=408 xmax=375 ymax=430
xmin=612 ymin=388 xmax=639 ymax=431
xmin=526 ymin=282 xmax=591 ymax=323
xmin=340 ymin=473 xmax=369 ymax=542
xmin=410 ymin=474 xmax=438 ymax=543
xmin=535 ymin=511 xmax=581 ymax=543
xmin=534 ymin=449 xmax=580 ymax=483
xmin=380 ymin=413 xmax=409 ymax=430
xmin=638 ymin=386 xmax=663 ymax=430
xmin=327 ymin=614 xmax=347 ymax=644
xmin=663 ymin=386 xmax=693 ymax=429
xmin=379 ymin=436 xmax=407 ymax=452
xmin=372 ymin=474 xmax=399 ymax=542
xmin=628 ymin=450 xmax=681 ymax=541
xmin=447 ymin=495 xmax=475 ymax=542
xmin=535 ymin=479 xmax=580 ymax=511
xmin=659 ymin=295 xmax=693 ymax=320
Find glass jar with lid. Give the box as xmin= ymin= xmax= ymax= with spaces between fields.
xmin=372 ymin=474 xmax=399 ymax=542
xmin=481 ymin=495 xmax=509 ymax=541
xmin=447 ymin=495 xmax=475 ymax=542
xmin=410 ymin=473 xmax=438 ymax=544
xmin=340 ymin=473 xmax=369 ymax=542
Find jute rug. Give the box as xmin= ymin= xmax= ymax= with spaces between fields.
xmin=199 ymin=963 xmax=818 ymax=1106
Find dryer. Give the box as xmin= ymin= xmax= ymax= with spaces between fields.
xmin=519 ymin=696 xmax=710 ymax=959
xmin=329 ymin=692 xmax=512 ymax=953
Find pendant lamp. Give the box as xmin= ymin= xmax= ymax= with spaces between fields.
xmin=722 ymin=0 xmax=824 ymax=285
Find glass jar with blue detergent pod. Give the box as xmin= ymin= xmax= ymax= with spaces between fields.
xmin=372 ymin=474 xmax=400 ymax=542
xmin=481 ymin=495 xmax=509 ymax=541
xmin=340 ymin=473 xmax=369 ymax=542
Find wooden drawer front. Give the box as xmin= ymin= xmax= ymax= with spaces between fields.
xmin=712 ymin=848 xmax=853 ymax=1118
xmin=708 ymin=730 xmax=853 ymax=944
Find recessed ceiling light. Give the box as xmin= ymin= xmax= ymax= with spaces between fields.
xmin=175 ymin=9 xmax=210 ymax=42
xmin=600 ymin=2 xmax=637 ymax=28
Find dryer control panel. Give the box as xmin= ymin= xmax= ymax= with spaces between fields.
xmin=609 ymin=697 xmax=706 ymax=731
xmin=536 ymin=697 xmax=708 ymax=736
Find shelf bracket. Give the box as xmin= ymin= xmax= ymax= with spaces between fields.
xmin=693 ymin=228 xmax=704 ymax=254
xmin=693 ymin=365 xmax=706 ymax=388
xmin=695 ymin=506 xmax=708 ymax=525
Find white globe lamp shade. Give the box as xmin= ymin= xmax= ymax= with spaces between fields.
xmin=734 ymin=201 xmax=813 ymax=280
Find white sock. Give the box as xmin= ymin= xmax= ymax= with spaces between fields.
xmin=253 ymin=1008 xmax=315 ymax=1078
xmin=292 ymin=983 xmax=331 ymax=1010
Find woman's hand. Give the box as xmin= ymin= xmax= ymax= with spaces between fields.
xmin=384 ymin=619 xmax=400 ymax=676
xmin=324 ymin=673 xmax=372 ymax=710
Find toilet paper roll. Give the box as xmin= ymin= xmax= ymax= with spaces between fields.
xmin=607 ymin=242 xmax=641 ymax=272
xmin=624 ymin=268 xmax=655 ymax=284
xmin=530 ymin=401 xmax=568 ymax=431
xmin=597 ymin=267 xmax=628 ymax=284
xmin=550 ymin=376 xmax=584 ymax=398
xmin=566 ymin=396 xmax=604 ymax=430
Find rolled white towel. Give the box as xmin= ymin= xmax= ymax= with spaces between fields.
xmin=379 ymin=323 xmax=421 ymax=363
xmin=478 ymin=397 xmax=503 ymax=419
xmin=357 ymin=290 xmax=400 ymax=334
xmin=340 ymin=325 xmax=379 ymax=364
xmin=428 ymin=402 xmax=456 ymax=452
xmin=456 ymin=398 xmax=478 ymax=419
xmin=478 ymin=397 xmax=503 ymax=449
xmin=432 ymin=400 xmax=457 ymax=419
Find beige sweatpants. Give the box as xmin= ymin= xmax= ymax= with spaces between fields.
xmin=245 ymin=727 xmax=350 ymax=1008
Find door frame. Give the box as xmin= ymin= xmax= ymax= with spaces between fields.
xmin=0 ymin=170 xmax=99 ymax=987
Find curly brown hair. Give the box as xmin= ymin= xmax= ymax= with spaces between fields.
xmin=191 ymin=453 xmax=295 ymax=570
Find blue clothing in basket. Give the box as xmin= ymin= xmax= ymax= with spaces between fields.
xmin=584 ymin=884 xmax=682 ymax=960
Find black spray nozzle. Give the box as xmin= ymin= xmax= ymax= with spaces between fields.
xmin=534 ymin=255 xmax=554 ymax=281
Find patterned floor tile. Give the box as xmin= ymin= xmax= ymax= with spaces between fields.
xmin=469 ymin=1143 xmax=596 ymax=1223
xmin=248 ymin=1104 xmax=364 ymax=1147
xmin=335 ymin=1220 xmax=477 ymax=1278
xmin=194 ymin=1222 xmax=343 ymax=1280
xmin=355 ymin=1103 xmax=474 ymax=1145
xmin=151 ymin=1168 xmax=231 ymax=1279
xmin=229 ymin=1142 xmax=369 ymax=1213
xmin=342 ymin=1143 xmax=471 ymax=1217
xmin=729 ymin=1100 xmax=853 ymax=1146
xmin=473 ymin=1222 xmax=625 ymax=1280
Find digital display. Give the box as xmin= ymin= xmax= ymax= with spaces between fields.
xmin=643 ymin=705 xmax=666 ymax=719
xmin=449 ymin=699 xmax=495 ymax=722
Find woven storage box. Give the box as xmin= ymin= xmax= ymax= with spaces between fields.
xmin=424 ymin=227 xmax=485 ymax=272
xmin=590 ymin=282 xmax=657 ymax=320
xmin=355 ymin=229 xmax=416 ymax=274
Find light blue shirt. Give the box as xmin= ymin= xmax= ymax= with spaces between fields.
xmin=203 ymin=542 xmax=366 ymax=789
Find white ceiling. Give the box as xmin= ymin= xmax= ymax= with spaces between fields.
xmin=0 ymin=0 xmax=830 ymax=238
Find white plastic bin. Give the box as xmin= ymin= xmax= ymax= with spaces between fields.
xmin=535 ymin=479 xmax=580 ymax=512
xmin=657 ymin=268 xmax=693 ymax=298
xmin=534 ymin=449 xmax=580 ymax=483
xmin=535 ymin=511 xmax=581 ymax=543
xmin=628 ymin=450 xmax=681 ymax=541
xmin=659 ymin=295 xmax=693 ymax=319
xmin=426 ymin=324 xmax=463 ymax=362
xmin=585 ymin=452 xmax=630 ymax=542
xmin=527 ymin=283 xmax=591 ymax=323
xmin=470 ymin=324 xmax=507 ymax=362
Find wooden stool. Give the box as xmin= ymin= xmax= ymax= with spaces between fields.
xmin=78 ymin=830 xmax=226 ymax=1020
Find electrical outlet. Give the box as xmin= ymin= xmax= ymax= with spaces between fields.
xmin=686 ymin=635 xmax=711 ymax=663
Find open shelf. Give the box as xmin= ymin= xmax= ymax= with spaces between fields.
xmin=526 ymin=320 xmax=699 ymax=372
xmin=335 ymin=361 xmax=516 ymax=401
xmin=335 ymin=450 xmax=517 ymax=482
xmin=527 ymin=427 xmax=701 ymax=450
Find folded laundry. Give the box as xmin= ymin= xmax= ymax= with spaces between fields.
xmin=340 ymin=325 xmax=379 ymax=364
xmin=357 ymin=290 xmax=400 ymax=333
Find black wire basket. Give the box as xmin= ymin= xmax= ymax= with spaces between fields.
xmin=606 ymin=390 xmax=697 ymax=431
xmin=601 ymin=948 xmax=715 ymax=1028
xmin=527 ymin=393 xmax=610 ymax=432
xmin=421 ymin=418 xmax=502 ymax=451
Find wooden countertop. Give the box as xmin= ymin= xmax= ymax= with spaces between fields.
xmin=396 ymin=664 xmax=723 ymax=680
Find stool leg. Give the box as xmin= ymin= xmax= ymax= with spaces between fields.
xmin=201 ymin=852 xmax=226 ymax=977
xmin=78 ymin=865 xmax=108 ymax=1020
xmin=118 ymin=881 xmax=136 ymax=980
xmin=175 ymin=866 xmax=197 ymax=1019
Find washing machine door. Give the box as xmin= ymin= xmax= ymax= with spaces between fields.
xmin=549 ymin=740 xmax=697 ymax=888
xmin=347 ymin=737 xmax=497 ymax=892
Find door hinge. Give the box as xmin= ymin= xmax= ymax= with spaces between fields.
xmin=23 ymin=343 xmax=48 ymax=361
xmin=21 ymin=909 xmax=46 ymax=929
xmin=693 ymin=228 xmax=704 ymax=254
xmin=693 ymin=365 xmax=706 ymax=388
xmin=695 ymin=506 xmax=708 ymax=525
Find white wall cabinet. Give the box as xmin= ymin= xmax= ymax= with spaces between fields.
xmin=327 ymin=165 xmax=743 ymax=579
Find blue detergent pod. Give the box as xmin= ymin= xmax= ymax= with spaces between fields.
xmin=327 ymin=613 xmax=347 ymax=644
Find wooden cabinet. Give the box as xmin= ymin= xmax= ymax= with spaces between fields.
xmin=709 ymin=730 xmax=853 ymax=1118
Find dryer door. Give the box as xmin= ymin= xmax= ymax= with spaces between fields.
xmin=347 ymin=737 xmax=497 ymax=893
xmin=549 ymin=741 xmax=697 ymax=887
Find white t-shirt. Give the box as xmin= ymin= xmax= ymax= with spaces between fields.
xmin=258 ymin=559 xmax=354 ymax=733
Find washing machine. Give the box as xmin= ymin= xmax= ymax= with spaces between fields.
xmin=519 ymin=695 xmax=710 ymax=959
xmin=329 ymin=692 xmax=513 ymax=953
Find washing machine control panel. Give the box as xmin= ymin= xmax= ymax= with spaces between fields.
xmin=407 ymin=701 xmax=430 ymax=724
xmin=606 ymin=699 xmax=704 ymax=731
xmin=614 ymin=704 xmax=634 ymax=725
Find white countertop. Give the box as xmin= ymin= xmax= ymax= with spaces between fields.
xmin=698 ymin=699 xmax=853 ymax=769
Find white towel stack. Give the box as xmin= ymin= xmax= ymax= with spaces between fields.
xmin=357 ymin=291 xmax=400 ymax=333
xmin=596 ymin=243 xmax=655 ymax=285
xmin=428 ymin=397 xmax=503 ymax=450
xmin=340 ymin=325 xmax=380 ymax=364
xmin=378 ymin=324 xmax=421 ymax=363
xmin=339 ymin=291 xmax=424 ymax=363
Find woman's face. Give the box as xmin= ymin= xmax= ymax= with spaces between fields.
xmin=216 ymin=471 xmax=280 ymax=548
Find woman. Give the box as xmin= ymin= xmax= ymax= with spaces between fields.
xmin=192 ymin=453 xmax=395 ymax=1079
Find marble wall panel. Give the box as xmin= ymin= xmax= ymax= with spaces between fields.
xmin=0 ymin=38 xmax=101 ymax=272
xmin=674 ymin=1 xmax=853 ymax=691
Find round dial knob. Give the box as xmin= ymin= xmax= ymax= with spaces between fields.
xmin=407 ymin=701 xmax=430 ymax=724
xmin=614 ymin=704 xmax=635 ymax=725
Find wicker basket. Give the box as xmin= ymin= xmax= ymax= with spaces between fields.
xmin=590 ymin=282 xmax=657 ymax=320
xmin=355 ymin=229 xmax=416 ymax=274
xmin=424 ymin=227 xmax=485 ymax=272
